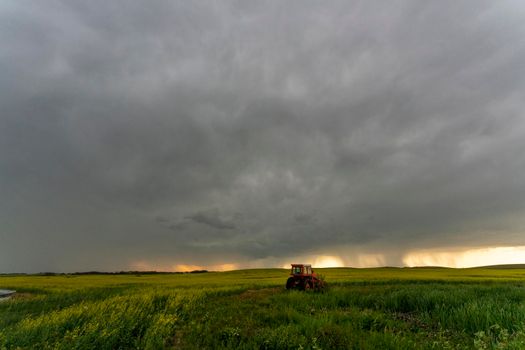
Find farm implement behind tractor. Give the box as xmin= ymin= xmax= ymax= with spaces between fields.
xmin=285 ymin=264 xmax=326 ymax=291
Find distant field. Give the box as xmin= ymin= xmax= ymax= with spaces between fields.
xmin=2 ymin=267 xmax=525 ymax=349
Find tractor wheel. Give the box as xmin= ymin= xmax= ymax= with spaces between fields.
xmin=316 ymin=279 xmax=326 ymax=291
xmin=299 ymin=280 xmax=311 ymax=291
xmin=286 ymin=277 xmax=295 ymax=290
xmin=304 ymin=281 xmax=312 ymax=291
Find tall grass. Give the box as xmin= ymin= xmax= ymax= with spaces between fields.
xmin=1 ymin=268 xmax=525 ymax=349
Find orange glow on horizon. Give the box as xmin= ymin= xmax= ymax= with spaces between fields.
xmin=174 ymin=264 xmax=205 ymax=272
xmin=280 ymin=255 xmax=345 ymax=268
xmin=313 ymin=255 xmax=345 ymax=268
xmin=402 ymin=246 xmax=525 ymax=268
xmin=130 ymin=261 xmax=239 ymax=272
xmin=131 ymin=246 xmax=525 ymax=272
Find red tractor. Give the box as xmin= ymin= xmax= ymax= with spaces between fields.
xmin=285 ymin=264 xmax=325 ymax=291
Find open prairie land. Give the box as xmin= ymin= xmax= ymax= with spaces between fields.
xmin=2 ymin=267 xmax=525 ymax=349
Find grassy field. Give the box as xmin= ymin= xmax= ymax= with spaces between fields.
xmin=2 ymin=267 xmax=525 ymax=349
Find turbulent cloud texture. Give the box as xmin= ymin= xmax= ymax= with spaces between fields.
xmin=1 ymin=1 xmax=525 ymax=272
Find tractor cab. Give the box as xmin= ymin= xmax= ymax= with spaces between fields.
xmin=291 ymin=264 xmax=313 ymax=276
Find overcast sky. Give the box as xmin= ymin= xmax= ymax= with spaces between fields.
xmin=1 ymin=1 xmax=525 ymax=272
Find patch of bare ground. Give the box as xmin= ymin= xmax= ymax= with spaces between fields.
xmin=10 ymin=292 xmax=34 ymax=300
xmin=171 ymin=332 xmax=183 ymax=349
xmin=395 ymin=312 xmax=432 ymax=331
xmin=236 ymin=287 xmax=281 ymax=301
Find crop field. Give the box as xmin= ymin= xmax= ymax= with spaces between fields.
xmin=2 ymin=267 xmax=525 ymax=349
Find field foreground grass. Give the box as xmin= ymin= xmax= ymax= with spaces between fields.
xmin=2 ymin=267 xmax=525 ymax=349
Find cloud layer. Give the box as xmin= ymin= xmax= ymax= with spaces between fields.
xmin=1 ymin=1 xmax=525 ymax=272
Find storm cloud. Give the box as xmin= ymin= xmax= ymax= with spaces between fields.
xmin=1 ymin=1 xmax=525 ymax=272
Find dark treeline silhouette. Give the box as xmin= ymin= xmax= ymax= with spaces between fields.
xmin=0 ymin=270 xmax=209 ymax=276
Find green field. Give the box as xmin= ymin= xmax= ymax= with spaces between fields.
xmin=2 ymin=267 xmax=525 ymax=349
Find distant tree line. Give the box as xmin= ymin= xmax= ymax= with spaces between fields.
xmin=0 ymin=270 xmax=209 ymax=276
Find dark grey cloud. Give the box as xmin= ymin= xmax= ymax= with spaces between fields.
xmin=185 ymin=210 xmax=236 ymax=230
xmin=1 ymin=1 xmax=525 ymax=272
